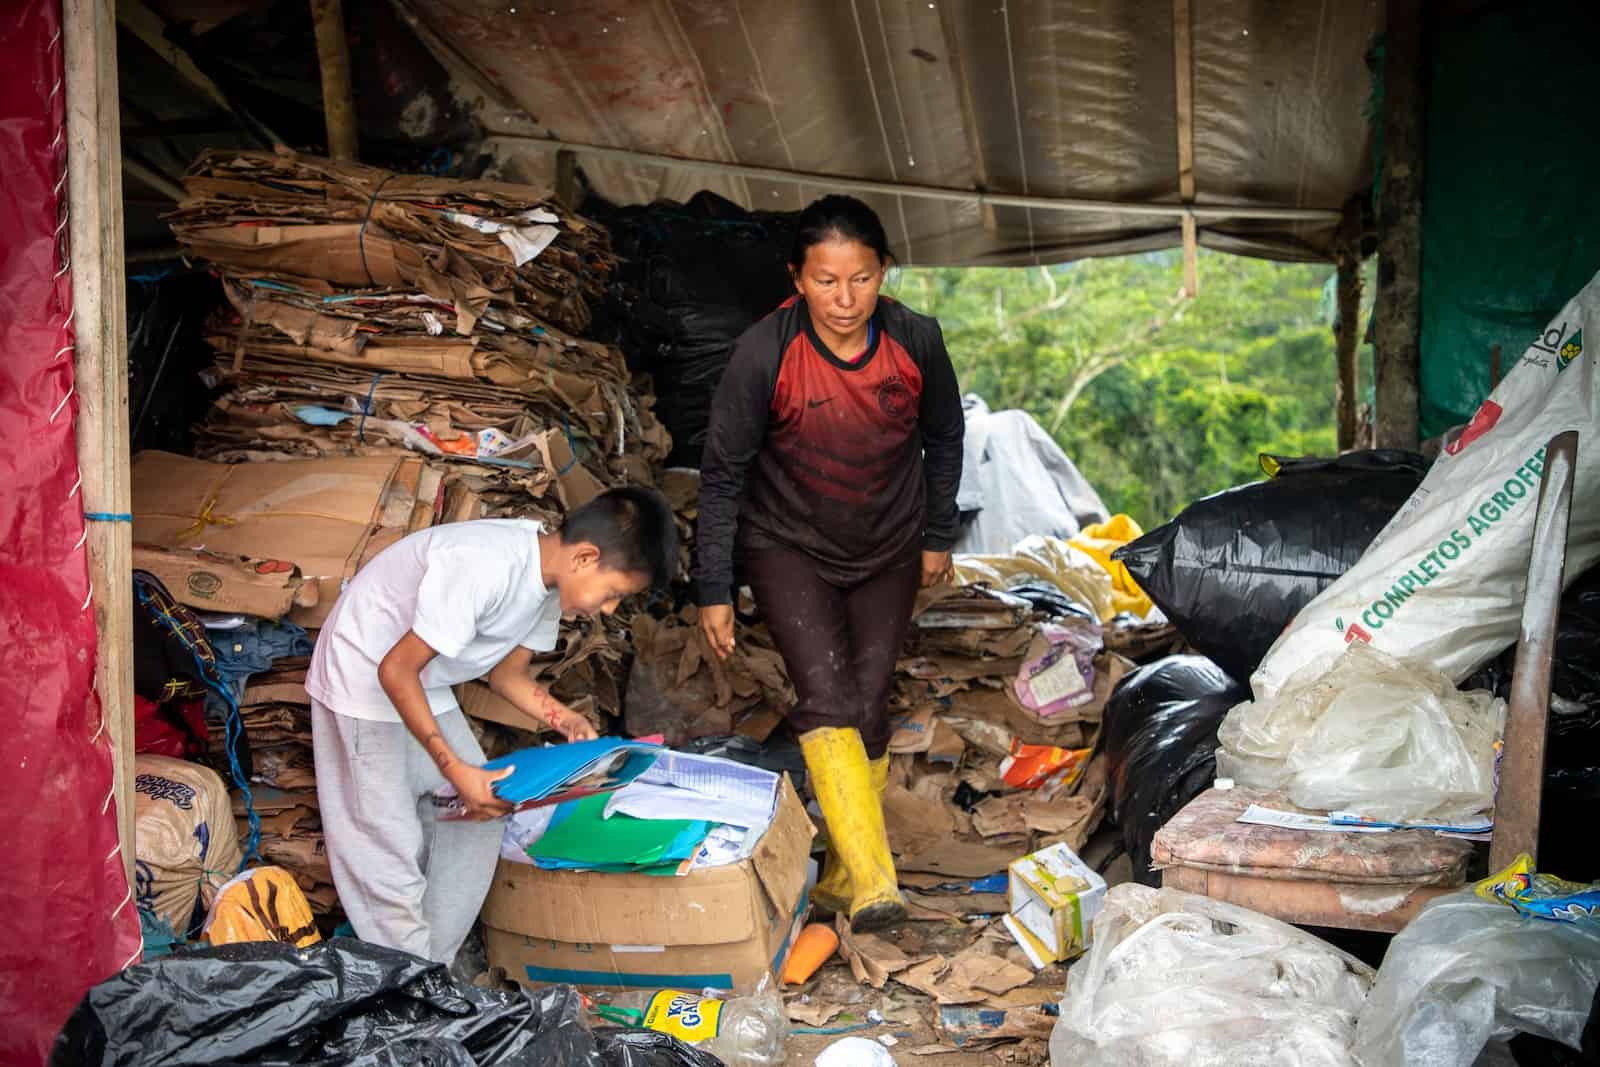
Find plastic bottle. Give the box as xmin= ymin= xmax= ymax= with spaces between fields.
xmin=591 ymin=976 xmax=788 ymax=1067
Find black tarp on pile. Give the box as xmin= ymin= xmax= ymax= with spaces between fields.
xmin=584 ymin=192 xmax=797 ymax=469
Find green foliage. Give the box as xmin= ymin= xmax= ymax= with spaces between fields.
xmin=890 ymin=250 xmax=1348 ymax=524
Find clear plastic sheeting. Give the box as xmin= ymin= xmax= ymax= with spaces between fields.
xmin=411 ymin=1 xmax=1380 ymax=266
xmin=1050 ymin=884 xmax=1374 ymax=1067
xmin=954 ymin=396 xmax=1108 ymax=554
xmin=1353 ymin=892 xmax=1600 ymax=1067
xmin=1216 ymin=644 xmax=1505 ymax=823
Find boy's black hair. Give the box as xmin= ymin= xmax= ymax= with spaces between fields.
xmin=558 ymin=486 xmax=678 ymax=591
xmin=789 ymin=194 xmax=896 ymax=272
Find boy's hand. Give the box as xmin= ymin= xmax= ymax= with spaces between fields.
xmin=550 ymin=705 xmax=598 ymax=743
xmin=700 ymin=604 xmax=735 ymax=660
xmin=446 ymin=763 xmax=514 ymax=821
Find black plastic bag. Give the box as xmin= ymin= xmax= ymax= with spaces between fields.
xmin=584 ymin=192 xmax=798 ymax=468
xmin=596 ymin=1031 xmax=726 ymax=1067
xmin=1101 ymin=655 xmax=1249 ymax=886
xmin=1114 ymin=450 xmax=1426 ymax=683
xmin=52 ymin=938 xmax=719 ymax=1067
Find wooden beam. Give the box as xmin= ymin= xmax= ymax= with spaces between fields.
xmin=116 ymin=0 xmax=284 ymax=147
xmin=65 ymin=0 xmax=136 ymax=903
xmin=936 ymin=6 xmax=998 ymax=234
xmin=1173 ymin=0 xmax=1198 ymax=296
xmin=311 ymin=0 xmax=359 ymax=161
xmin=1373 ymin=0 xmax=1426 ymax=449
xmin=1335 ymin=201 xmax=1364 ymax=452
xmin=1489 ymin=431 xmax=1578 ymax=871
xmin=487 ymin=134 xmax=1345 ymax=224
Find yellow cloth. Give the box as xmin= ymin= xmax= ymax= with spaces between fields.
xmin=1069 ymin=515 xmax=1155 ymax=619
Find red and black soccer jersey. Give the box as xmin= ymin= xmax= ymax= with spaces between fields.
xmin=696 ymin=295 xmax=964 ymax=605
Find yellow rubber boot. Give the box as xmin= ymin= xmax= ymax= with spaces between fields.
xmin=800 ymin=728 xmax=906 ymax=933
xmin=811 ymin=754 xmax=892 ymax=914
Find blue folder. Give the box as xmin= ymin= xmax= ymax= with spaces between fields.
xmin=483 ymin=738 xmax=663 ymax=810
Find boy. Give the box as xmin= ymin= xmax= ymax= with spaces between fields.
xmin=306 ymin=487 xmax=678 ymax=964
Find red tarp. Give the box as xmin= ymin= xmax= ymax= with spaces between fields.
xmin=0 ymin=2 xmax=143 ymax=1062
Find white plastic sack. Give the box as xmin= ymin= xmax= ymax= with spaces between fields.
xmin=1050 ymin=884 xmax=1374 ymax=1067
xmin=1215 ymin=643 xmax=1505 ymax=822
xmin=1255 ymin=270 xmax=1600 ymax=697
xmin=1353 ymin=891 xmax=1600 ymax=1067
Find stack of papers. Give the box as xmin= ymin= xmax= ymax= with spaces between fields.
xmin=497 ymin=747 xmax=782 ymax=873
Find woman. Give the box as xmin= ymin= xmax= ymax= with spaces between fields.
xmin=696 ymin=195 xmax=964 ymax=932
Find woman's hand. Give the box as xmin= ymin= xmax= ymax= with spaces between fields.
xmin=700 ymin=603 xmax=736 ymax=660
xmin=921 ymin=550 xmax=954 ymax=588
xmin=445 ymin=763 xmax=514 ymax=821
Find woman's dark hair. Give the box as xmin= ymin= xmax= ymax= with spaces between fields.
xmin=789 ymin=194 xmax=895 ymax=272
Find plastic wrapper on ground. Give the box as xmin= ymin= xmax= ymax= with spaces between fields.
xmin=1216 ymin=643 xmax=1504 ymax=823
xmin=1352 ymin=891 xmax=1600 ymax=1067
xmin=1050 ymin=884 xmax=1373 ymax=1067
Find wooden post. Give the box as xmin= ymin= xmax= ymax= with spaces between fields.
xmin=1335 ymin=201 xmax=1364 ymax=453
xmin=1490 ymin=342 xmax=1503 ymax=391
xmin=64 ymin=0 xmax=135 ymax=895
xmin=1173 ymin=0 xmax=1198 ymax=296
xmin=1373 ymin=0 xmax=1425 ymax=450
xmin=555 ymin=149 xmax=581 ymax=212
xmin=311 ymin=0 xmax=359 ymax=161
xmin=1489 ymin=431 xmax=1578 ymax=871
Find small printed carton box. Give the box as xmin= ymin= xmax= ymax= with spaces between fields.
xmin=1004 ymin=841 xmax=1108 ymax=968
xmin=480 ymin=775 xmax=814 ymax=991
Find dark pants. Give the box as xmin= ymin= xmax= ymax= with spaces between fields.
xmin=744 ymin=543 xmax=921 ymax=760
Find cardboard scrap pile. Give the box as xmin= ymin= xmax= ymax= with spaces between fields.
xmin=215 ymin=662 xmax=339 ymax=914
xmin=168 ymin=149 xmax=670 ymax=518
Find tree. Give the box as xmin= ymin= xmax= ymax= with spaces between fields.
xmin=892 ymin=250 xmax=1342 ymax=523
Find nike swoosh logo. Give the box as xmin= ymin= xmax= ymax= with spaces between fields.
xmin=807 ymin=398 xmax=833 ymax=409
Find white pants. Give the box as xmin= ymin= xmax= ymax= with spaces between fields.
xmin=310 ymin=701 xmax=503 ymax=964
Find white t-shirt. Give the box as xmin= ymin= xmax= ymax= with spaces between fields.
xmin=306 ymin=519 xmax=562 ymax=722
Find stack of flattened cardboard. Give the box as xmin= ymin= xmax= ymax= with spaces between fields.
xmin=882 ymin=582 xmax=1134 ymax=866
xmin=168 ymin=149 xmax=669 ymax=517
xmin=131 ymin=450 xmax=469 ymax=627
xmin=219 ymin=663 xmax=339 ymax=915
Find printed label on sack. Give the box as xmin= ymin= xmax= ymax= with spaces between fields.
xmin=643 ymin=990 xmax=723 ymax=1044
xmin=1334 ymin=442 xmax=1552 ymax=641
xmin=1024 ymin=654 xmax=1089 ymax=709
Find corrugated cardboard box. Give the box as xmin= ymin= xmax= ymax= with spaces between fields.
xmin=1004 ymin=842 xmax=1108 ymax=968
xmin=481 ymin=774 xmax=815 ymax=991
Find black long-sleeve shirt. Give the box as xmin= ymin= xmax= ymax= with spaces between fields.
xmin=696 ymin=295 xmax=965 ymax=605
